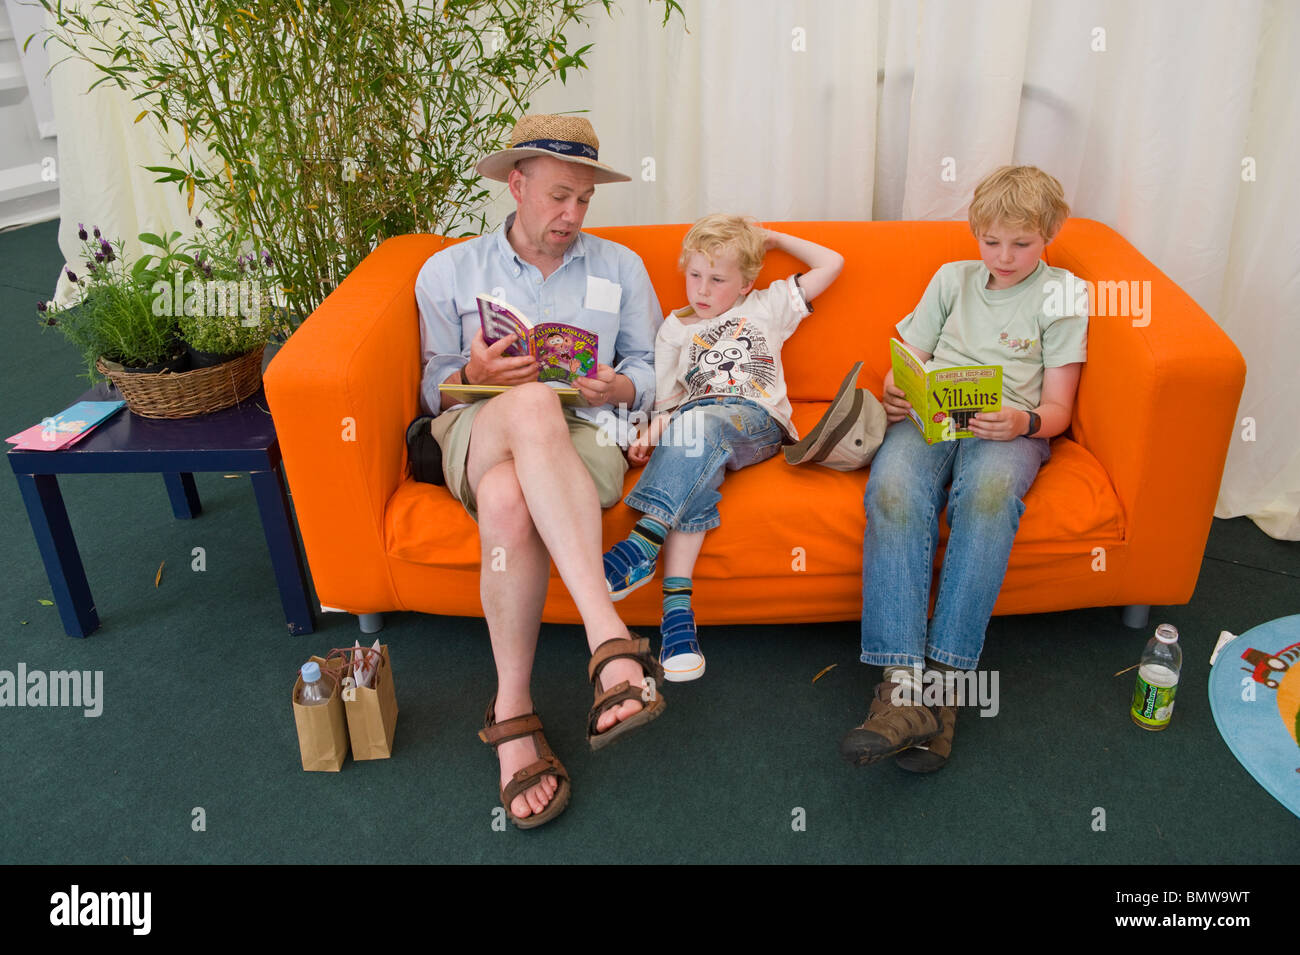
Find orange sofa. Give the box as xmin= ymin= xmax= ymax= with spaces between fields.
xmin=263 ymin=219 xmax=1246 ymax=630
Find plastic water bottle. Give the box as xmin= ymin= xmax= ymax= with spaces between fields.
xmin=296 ymin=661 xmax=332 ymax=706
xmin=1130 ymin=624 xmax=1181 ymax=731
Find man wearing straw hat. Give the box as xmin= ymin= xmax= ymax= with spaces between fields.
xmin=413 ymin=114 xmax=665 ymax=829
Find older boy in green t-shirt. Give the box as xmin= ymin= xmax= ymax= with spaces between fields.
xmin=842 ymin=165 xmax=1088 ymax=772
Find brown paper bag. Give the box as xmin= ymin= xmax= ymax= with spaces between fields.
xmin=291 ymin=655 xmax=349 ymax=772
xmin=330 ymin=644 xmax=399 ymax=760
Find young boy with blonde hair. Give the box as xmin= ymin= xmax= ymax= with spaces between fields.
xmin=841 ymin=165 xmax=1088 ymax=771
xmin=603 ymin=214 xmax=844 ymax=681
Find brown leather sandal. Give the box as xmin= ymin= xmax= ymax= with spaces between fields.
xmin=839 ymin=680 xmax=943 ymax=767
xmin=587 ymin=634 xmax=667 ymax=751
xmin=478 ymin=697 xmax=571 ymax=830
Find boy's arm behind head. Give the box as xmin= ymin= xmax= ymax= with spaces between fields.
xmin=764 ymin=230 xmax=845 ymax=301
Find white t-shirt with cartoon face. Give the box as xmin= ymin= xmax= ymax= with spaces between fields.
xmin=654 ymin=277 xmax=811 ymax=439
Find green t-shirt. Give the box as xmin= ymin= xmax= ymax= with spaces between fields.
xmin=896 ymin=260 xmax=1088 ymax=413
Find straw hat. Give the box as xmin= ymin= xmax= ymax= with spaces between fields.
xmin=475 ymin=114 xmax=631 ymax=184
xmin=784 ymin=362 xmax=888 ymax=471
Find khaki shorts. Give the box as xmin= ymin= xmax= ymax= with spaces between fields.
xmin=430 ymin=399 xmax=628 ymax=521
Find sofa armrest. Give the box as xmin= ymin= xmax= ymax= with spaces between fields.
xmin=264 ymin=234 xmax=452 ymax=611
xmin=1048 ymin=219 xmax=1246 ymax=604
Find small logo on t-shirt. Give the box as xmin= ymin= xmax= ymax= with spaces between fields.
xmin=999 ymin=331 xmax=1038 ymax=354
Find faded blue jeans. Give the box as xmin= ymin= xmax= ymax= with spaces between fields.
xmin=861 ymin=420 xmax=1050 ymax=670
xmin=625 ymin=396 xmax=782 ymax=533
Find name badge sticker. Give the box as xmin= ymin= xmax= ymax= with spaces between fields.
xmin=585 ymin=276 xmax=622 ymax=313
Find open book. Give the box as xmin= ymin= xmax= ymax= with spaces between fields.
xmin=890 ymin=338 xmax=1002 ymax=443
xmin=477 ymin=295 xmax=598 ymax=385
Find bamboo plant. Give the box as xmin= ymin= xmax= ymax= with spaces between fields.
xmin=35 ymin=0 xmax=681 ymax=326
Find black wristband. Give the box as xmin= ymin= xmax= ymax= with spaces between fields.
xmin=461 ymin=362 xmax=474 ymax=386
xmin=1025 ymin=411 xmax=1042 ymax=437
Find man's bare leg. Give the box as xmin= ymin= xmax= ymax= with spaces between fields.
xmin=475 ymin=459 xmax=558 ymax=820
xmin=468 ymin=386 xmax=651 ymax=816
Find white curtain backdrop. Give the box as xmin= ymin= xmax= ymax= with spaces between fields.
xmin=43 ymin=0 xmax=1300 ymax=538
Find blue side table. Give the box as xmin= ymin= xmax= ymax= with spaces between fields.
xmin=7 ymin=384 xmax=315 ymax=636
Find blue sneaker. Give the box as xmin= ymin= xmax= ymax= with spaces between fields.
xmin=602 ymin=539 xmax=656 ymax=601
xmin=659 ymin=607 xmax=705 ymax=682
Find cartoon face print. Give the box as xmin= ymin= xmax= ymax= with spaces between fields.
xmin=542 ymin=332 xmax=573 ymax=360
xmin=685 ymin=318 xmax=777 ymax=399
xmin=699 ymin=336 xmax=755 ymax=388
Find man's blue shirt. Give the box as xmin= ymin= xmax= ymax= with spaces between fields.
xmin=415 ymin=214 xmax=661 ymax=423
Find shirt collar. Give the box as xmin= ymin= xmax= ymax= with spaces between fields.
xmin=494 ymin=212 xmax=587 ymax=270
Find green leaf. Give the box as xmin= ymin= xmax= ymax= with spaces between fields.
xmin=38 ymin=599 xmax=53 ymax=606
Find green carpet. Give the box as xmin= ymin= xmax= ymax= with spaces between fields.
xmin=3 ymin=219 xmax=1297 ymax=864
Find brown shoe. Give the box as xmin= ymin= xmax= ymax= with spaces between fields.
xmin=895 ymin=703 xmax=957 ymax=773
xmin=840 ymin=680 xmax=943 ymax=767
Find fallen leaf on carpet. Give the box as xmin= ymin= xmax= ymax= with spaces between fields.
xmin=155 ymin=560 xmax=165 ymax=587
xmin=812 ymin=663 xmax=838 ymax=684
xmin=1113 ymin=663 xmax=1138 ymax=677
xmin=37 ymin=599 xmax=53 ymax=606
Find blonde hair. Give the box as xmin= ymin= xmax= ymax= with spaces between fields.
xmin=968 ymin=166 xmax=1070 ymax=241
xmin=679 ymin=214 xmax=766 ymax=283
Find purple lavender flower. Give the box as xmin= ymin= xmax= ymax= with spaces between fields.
xmin=86 ymin=261 xmax=98 ymax=275
xmin=92 ymin=226 xmax=101 ymax=239
xmin=195 ymin=218 xmax=203 ymax=228
xmin=261 ymin=250 xmax=272 ymax=268
xmin=78 ymin=223 xmax=88 ymax=240
xmin=100 ymin=238 xmax=112 ymax=255
xmin=36 ymin=300 xmax=47 ymax=312
xmin=94 ymin=251 xmax=105 ymax=263
xmin=65 ymin=268 xmax=77 ymax=283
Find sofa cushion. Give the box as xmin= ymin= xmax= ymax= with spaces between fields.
xmin=384 ymin=400 xmax=1124 ymax=584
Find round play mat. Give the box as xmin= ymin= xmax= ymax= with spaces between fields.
xmin=1208 ymin=614 xmax=1300 ymax=819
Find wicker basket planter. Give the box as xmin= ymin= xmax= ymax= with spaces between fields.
xmin=97 ymin=346 xmax=265 ymax=418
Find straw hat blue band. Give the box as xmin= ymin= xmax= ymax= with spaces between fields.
xmin=515 ymin=138 xmax=599 ymax=161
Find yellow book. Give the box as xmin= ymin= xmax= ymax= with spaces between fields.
xmin=889 ymin=338 xmax=1003 ymax=444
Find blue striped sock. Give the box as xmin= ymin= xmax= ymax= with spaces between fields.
xmin=662 ymin=576 xmax=692 ymax=615
xmin=628 ymin=517 xmax=668 ymax=562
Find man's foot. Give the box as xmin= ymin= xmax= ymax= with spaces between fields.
xmin=660 ymin=607 xmax=705 ymax=682
xmin=496 ymin=733 xmax=560 ymax=819
xmin=587 ymin=634 xmax=667 ymax=750
xmin=603 ymin=539 xmax=657 ymax=601
xmin=839 ymin=681 xmax=943 ymax=767
xmin=479 ymin=700 xmax=570 ymax=828
xmin=592 ymin=653 xmax=649 ymax=732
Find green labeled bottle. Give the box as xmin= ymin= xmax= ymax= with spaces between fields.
xmin=1131 ymin=623 xmax=1182 ymax=731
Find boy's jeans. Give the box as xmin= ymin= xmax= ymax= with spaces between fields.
xmin=861 ymin=420 xmax=1051 ymax=671
xmin=625 ymin=396 xmax=782 ymax=533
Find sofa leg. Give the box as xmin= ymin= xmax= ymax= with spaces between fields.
xmin=1121 ymin=604 xmax=1150 ymax=630
xmin=357 ymin=613 xmax=384 ymax=634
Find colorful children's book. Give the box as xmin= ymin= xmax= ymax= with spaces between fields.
xmin=889 ymin=338 xmax=1002 ymax=443
xmin=5 ymin=400 xmax=126 ymax=451
xmin=477 ymin=295 xmax=598 ymax=384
